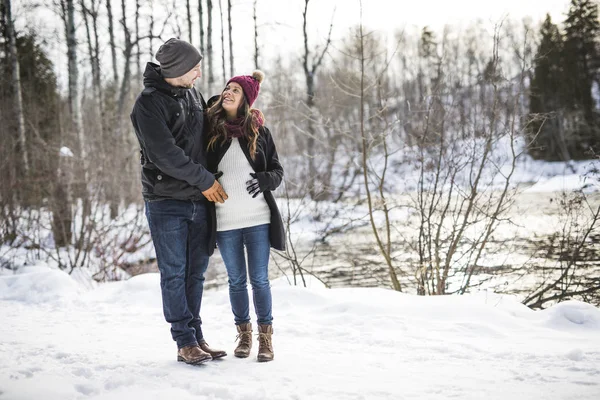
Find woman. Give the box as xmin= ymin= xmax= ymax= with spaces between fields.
xmin=205 ymin=70 xmax=285 ymax=362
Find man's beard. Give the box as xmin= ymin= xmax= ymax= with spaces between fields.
xmin=181 ymin=80 xmax=195 ymax=89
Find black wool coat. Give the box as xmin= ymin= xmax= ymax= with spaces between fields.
xmin=206 ymin=126 xmax=286 ymax=251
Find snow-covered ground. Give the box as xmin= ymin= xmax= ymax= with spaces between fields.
xmin=1 ymin=266 xmax=599 ymax=400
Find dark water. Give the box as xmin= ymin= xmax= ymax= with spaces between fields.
xmin=123 ymin=192 xmax=600 ymax=307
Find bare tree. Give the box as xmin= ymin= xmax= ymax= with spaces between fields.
xmin=207 ymin=0 xmax=214 ymax=90
xmin=135 ymin=0 xmax=141 ymax=80
xmin=523 ymin=190 xmax=600 ymax=309
xmin=106 ymin=0 xmax=119 ymax=83
xmin=302 ymin=0 xmax=333 ymax=200
xmin=218 ymin=0 xmax=226 ymax=83
xmin=80 ymin=0 xmax=106 ymax=184
xmin=53 ymin=0 xmax=85 ymax=247
xmin=402 ymin=24 xmax=530 ymax=296
xmin=115 ymin=0 xmax=172 ymax=209
xmin=253 ymin=0 xmax=258 ymax=69
xmin=3 ymin=0 xmax=29 ymax=176
xmin=356 ymin=2 xmax=401 ymax=291
xmin=198 ymin=0 xmax=205 ymax=54
xmin=61 ymin=0 xmax=93 ymax=252
xmin=61 ymin=0 xmax=85 ymax=178
xmin=80 ymin=0 xmax=101 ymax=105
xmin=170 ymin=0 xmax=182 ymax=38
xmin=227 ymin=0 xmax=233 ymax=76
xmin=104 ymin=0 xmax=121 ymax=219
xmin=80 ymin=0 xmax=111 ymax=221
xmin=186 ymin=0 xmax=193 ymax=43
xmin=271 ymin=182 xmax=325 ymax=288
xmin=112 ymin=0 xmax=134 ymax=213
xmin=148 ymin=0 xmax=155 ymax=56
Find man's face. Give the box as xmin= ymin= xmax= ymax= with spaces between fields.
xmin=177 ymin=63 xmax=202 ymax=88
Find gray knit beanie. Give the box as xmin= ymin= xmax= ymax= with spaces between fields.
xmin=155 ymin=38 xmax=203 ymax=78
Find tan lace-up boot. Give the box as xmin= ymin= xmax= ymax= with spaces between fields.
xmin=257 ymin=324 xmax=274 ymax=362
xmin=234 ymin=323 xmax=252 ymax=358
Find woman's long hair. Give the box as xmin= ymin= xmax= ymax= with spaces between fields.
xmin=206 ymin=94 xmax=264 ymax=159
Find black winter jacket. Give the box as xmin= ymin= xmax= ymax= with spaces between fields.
xmin=130 ymin=63 xmax=214 ymax=201
xmin=206 ymin=127 xmax=286 ymax=251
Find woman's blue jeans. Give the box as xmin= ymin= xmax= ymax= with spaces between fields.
xmin=216 ymin=224 xmax=273 ymax=326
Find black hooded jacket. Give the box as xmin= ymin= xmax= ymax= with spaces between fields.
xmin=130 ymin=62 xmax=214 ymax=201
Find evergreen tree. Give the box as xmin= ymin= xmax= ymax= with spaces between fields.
xmin=526 ymin=15 xmax=566 ymax=160
xmin=0 ymin=32 xmax=61 ymax=200
xmin=527 ymin=2 xmax=600 ymax=160
xmin=562 ymin=0 xmax=600 ymax=159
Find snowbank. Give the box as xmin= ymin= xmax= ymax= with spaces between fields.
xmin=1 ymin=270 xmax=599 ymax=400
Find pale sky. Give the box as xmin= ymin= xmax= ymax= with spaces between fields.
xmin=17 ymin=0 xmax=574 ymax=90
xmin=226 ymin=0 xmax=571 ymax=75
xmin=257 ymin=0 xmax=570 ymax=33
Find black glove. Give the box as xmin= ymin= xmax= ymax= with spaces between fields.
xmin=246 ymin=173 xmax=263 ymax=198
xmin=214 ymin=171 xmax=223 ymax=180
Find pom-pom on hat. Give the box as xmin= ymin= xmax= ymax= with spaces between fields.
xmin=227 ymin=70 xmax=264 ymax=107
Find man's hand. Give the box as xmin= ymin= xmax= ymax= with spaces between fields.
xmin=202 ymin=180 xmax=228 ymax=203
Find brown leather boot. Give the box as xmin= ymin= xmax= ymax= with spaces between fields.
xmin=257 ymin=324 xmax=274 ymax=362
xmin=234 ymin=323 xmax=252 ymax=358
xmin=177 ymin=344 xmax=212 ymax=365
xmin=199 ymin=341 xmax=227 ymax=359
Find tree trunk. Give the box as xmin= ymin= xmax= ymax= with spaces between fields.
xmin=81 ymin=1 xmax=99 ymax=99
xmin=84 ymin=0 xmax=109 ymax=207
xmin=149 ymin=0 xmax=155 ymax=57
xmin=105 ymin=0 xmax=119 ymax=218
xmin=302 ymin=0 xmax=322 ymax=200
xmin=300 ymin=1 xmax=333 ymax=200
xmin=114 ymin=0 xmax=135 ymax=215
xmin=64 ymin=0 xmax=86 ymax=170
xmin=68 ymin=0 xmax=90 ymax=250
xmin=198 ymin=0 xmax=205 ymax=55
xmin=106 ymin=0 xmax=119 ymax=83
xmin=52 ymin=0 xmax=80 ymax=247
xmin=253 ymin=0 xmax=259 ymax=69
xmin=3 ymin=0 xmax=29 ymax=176
xmin=90 ymin=0 xmax=103 ymax=106
xmin=119 ymin=0 xmax=132 ymax=135
xmin=207 ymin=0 xmax=214 ymax=91
xmin=51 ymin=166 xmax=73 ymax=248
xmin=186 ymin=0 xmax=192 ymax=43
xmin=227 ymin=0 xmax=233 ymax=76
xmin=135 ymin=0 xmax=141 ymax=80
xmin=218 ymin=0 xmax=226 ymax=83
xmin=52 ymin=106 xmax=74 ymax=250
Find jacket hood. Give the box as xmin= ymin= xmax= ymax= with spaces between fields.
xmin=143 ymin=62 xmax=188 ymax=96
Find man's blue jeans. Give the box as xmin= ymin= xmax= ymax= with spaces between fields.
xmin=145 ymin=199 xmax=210 ymax=349
xmin=216 ymin=224 xmax=273 ymax=326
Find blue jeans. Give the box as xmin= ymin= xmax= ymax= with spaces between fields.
xmin=216 ymin=224 xmax=273 ymax=326
xmin=145 ymin=199 xmax=210 ymax=348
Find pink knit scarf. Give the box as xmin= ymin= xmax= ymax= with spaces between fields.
xmin=224 ymin=109 xmax=264 ymax=139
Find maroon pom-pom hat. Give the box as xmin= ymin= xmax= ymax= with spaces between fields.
xmin=226 ymin=70 xmax=264 ymax=107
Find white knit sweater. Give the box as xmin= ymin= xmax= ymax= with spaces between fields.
xmin=215 ymin=138 xmax=271 ymax=231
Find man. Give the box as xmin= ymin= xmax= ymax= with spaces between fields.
xmin=130 ymin=38 xmax=228 ymax=365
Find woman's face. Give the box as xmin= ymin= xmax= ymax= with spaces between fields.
xmin=221 ymin=82 xmax=244 ymax=118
